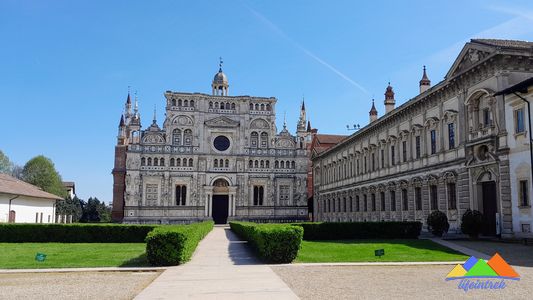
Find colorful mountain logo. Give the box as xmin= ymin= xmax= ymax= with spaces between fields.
xmin=446 ymin=253 xmax=520 ymax=281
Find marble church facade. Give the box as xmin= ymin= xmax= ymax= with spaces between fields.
xmin=312 ymin=39 xmax=533 ymax=237
xmin=112 ymin=65 xmax=309 ymax=224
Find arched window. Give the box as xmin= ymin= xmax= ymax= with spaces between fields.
xmin=260 ymin=132 xmax=268 ymax=148
xmin=260 ymin=160 xmax=265 ymax=168
xmin=266 ymin=104 xmax=271 ymax=111
xmin=153 ymin=158 xmax=158 ymax=166
xmin=184 ymin=100 xmax=189 ymax=107
xmin=176 ymin=158 xmax=181 ymax=167
xmin=147 ymin=158 xmax=152 ymax=166
xmin=215 ymin=102 xmax=219 ymax=109
xmin=226 ymin=102 xmax=230 ymax=109
xmin=178 ymin=99 xmax=182 ymax=106
xmin=249 ymin=160 xmax=253 ymax=168
xmin=249 ymin=103 xmax=253 ymax=110
xmin=160 ymin=158 xmax=165 ymax=166
xmin=214 ymin=159 xmax=219 ymax=168
xmin=225 ymin=159 xmax=229 ymax=168
xmin=189 ymin=158 xmax=193 ymax=167
xmin=255 ymin=103 xmax=259 ymax=110
xmin=176 ymin=185 xmax=186 ymax=205
xmin=266 ymin=161 xmax=270 ymax=168
xmin=172 ymin=129 xmax=182 ymax=145
xmin=291 ymin=161 xmax=296 ymax=169
xmin=220 ymin=102 xmax=225 ymax=109
xmin=209 ymin=102 xmax=213 ymax=109
xmin=183 ymin=129 xmax=192 ymax=146
xmin=258 ymin=186 xmax=264 ymax=205
xmin=231 ymin=103 xmax=236 ymax=110
xmin=281 ymin=161 xmax=285 ymax=168
xmin=260 ymin=104 xmax=265 ymax=111
xmin=275 ymin=161 xmax=279 ymax=168
xmin=254 ymin=160 xmax=259 ymax=168
xmin=170 ymin=158 xmax=174 ymax=166
xmin=172 ymin=99 xmax=176 ymax=106
xmin=250 ymin=132 xmax=258 ymax=148
xmin=190 ymin=100 xmax=194 ymax=107
xmin=141 ymin=158 xmax=146 ymax=166
xmin=286 ymin=161 xmax=290 ymax=168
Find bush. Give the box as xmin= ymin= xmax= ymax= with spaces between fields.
xmin=427 ymin=211 xmax=450 ymax=237
xmin=0 ymin=223 xmax=156 ymax=243
xmin=230 ymin=222 xmax=303 ymax=263
xmin=291 ymin=222 xmax=422 ymax=240
xmin=145 ymin=221 xmax=213 ymax=266
xmin=461 ymin=209 xmax=484 ymax=238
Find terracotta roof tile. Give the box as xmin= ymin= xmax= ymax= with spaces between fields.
xmin=0 ymin=173 xmax=63 ymax=200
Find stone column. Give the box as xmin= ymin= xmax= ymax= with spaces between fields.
xmin=229 ymin=187 xmax=237 ymax=217
xmin=204 ymin=186 xmax=214 ymax=217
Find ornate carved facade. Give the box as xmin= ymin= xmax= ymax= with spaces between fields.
xmin=312 ymin=39 xmax=533 ymax=237
xmin=112 ymin=65 xmax=309 ymax=224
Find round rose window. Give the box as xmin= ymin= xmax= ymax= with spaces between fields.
xmin=213 ymin=136 xmax=230 ymax=151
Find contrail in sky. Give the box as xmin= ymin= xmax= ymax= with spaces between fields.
xmin=245 ymin=5 xmax=370 ymax=95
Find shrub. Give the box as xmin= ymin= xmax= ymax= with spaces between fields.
xmin=291 ymin=222 xmax=422 ymax=240
xmin=0 ymin=223 xmax=156 ymax=243
xmin=145 ymin=221 xmax=213 ymax=266
xmin=230 ymin=222 xmax=303 ymax=263
xmin=461 ymin=209 xmax=484 ymax=238
xmin=427 ymin=211 xmax=450 ymax=237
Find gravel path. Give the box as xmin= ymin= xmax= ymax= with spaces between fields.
xmin=0 ymin=271 xmax=161 ymax=300
xmin=272 ymin=265 xmax=533 ymax=299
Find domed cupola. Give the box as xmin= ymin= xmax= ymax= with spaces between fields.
xmin=212 ymin=57 xmax=229 ymax=96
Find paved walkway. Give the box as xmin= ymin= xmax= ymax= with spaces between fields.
xmin=135 ymin=226 xmax=299 ymax=300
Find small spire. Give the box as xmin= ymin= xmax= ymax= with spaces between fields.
xmin=301 ymin=97 xmax=306 ymax=111
xmin=153 ymin=105 xmax=157 ymax=124
xmin=119 ymin=115 xmax=125 ymax=127
xmin=369 ymin=99 xmax=378 ymax=115
xmin=283 ymin=111 xmax=287 ymax=130
xmin=219 ymin=56 xmax=223 ymax=72
xmin=420 ymin=65 xmax=431 ymax=85
xmin=307 ymin=120 xmax=311 ymax=132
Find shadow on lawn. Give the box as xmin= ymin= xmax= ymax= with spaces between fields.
xmin=307 ymin=239 xmax=466 ymax=257
xmin=119 ymin=253 xmax=151 ymax=267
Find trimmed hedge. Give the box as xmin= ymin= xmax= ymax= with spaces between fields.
xmin=230 ymin=222 xmax=303 ymax=263
xmin=292 ymin=222 xmax=422 ymax=240
xmin=0 ymin=223 xmax=156 ymax=243
xmin=145 ymin=221 xmax=214 ymax=266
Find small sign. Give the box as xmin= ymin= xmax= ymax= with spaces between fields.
xmin=375 ymin=249 xmax=385 ymax=257
xmin=35 ymin=253 xmax=47 ymax=262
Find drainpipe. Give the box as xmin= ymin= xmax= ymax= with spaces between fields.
xmin=8 ymin=195 xmax=19 ymax=223
xmin=509 ymin=92 xmax=533 ymax=188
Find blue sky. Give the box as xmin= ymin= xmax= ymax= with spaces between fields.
xmin=1 ymin=0 xmax=533 ymax=202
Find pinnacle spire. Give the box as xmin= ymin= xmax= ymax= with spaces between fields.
xmin=119 ymin=115 xmax=125 ymax=127
xmin=153 ymin=105 xmax=157 ymax=124
xmin=301 ymin=97 xmax=305 ymax=111
xmin=307 ymin=120 xmax=311 ymax=132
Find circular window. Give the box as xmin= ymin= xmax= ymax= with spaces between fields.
xmin=213 ymin=136 xmax=230 ymax=151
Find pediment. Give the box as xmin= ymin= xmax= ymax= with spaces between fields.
xmin=204 ymin=116 xmax=240 ymax=128
xmin=275 ymin=136 xmax=295 ymax=149
xmin=445 ymin=42 xmax=495 ymax=79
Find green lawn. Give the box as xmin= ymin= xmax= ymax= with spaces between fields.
xmin=295 ymin=239 xmax=469 ymax=263
xmin=0 ymin=243 xmax=148 ymax=269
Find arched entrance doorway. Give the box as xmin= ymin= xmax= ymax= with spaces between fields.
xmin=476 ymin=170 xmax=498 ymax=236
xmin=212 ymin=179 xmax=229 ymax=224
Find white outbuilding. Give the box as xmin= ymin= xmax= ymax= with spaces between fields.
xmin=0 ymin=173 xmax=62 ymax=223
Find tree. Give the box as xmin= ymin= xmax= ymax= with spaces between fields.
xmin=80 ymin=197 xmax=110 ymax=223
xmin=0 ymin=150 xmax=13 ymax=174
xmin=22 ymin=155 xmax=67 ymax=198
xmin=56 ymin=196 xmax=83 ymax=222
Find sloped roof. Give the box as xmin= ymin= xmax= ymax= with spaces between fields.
xmin=472 ymin=39 xmax=533 ymax=49
xmin=315 ymin=134 xmax=347 ymax=144
xmin=0 ymin=173 xmax=63 ymax=200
